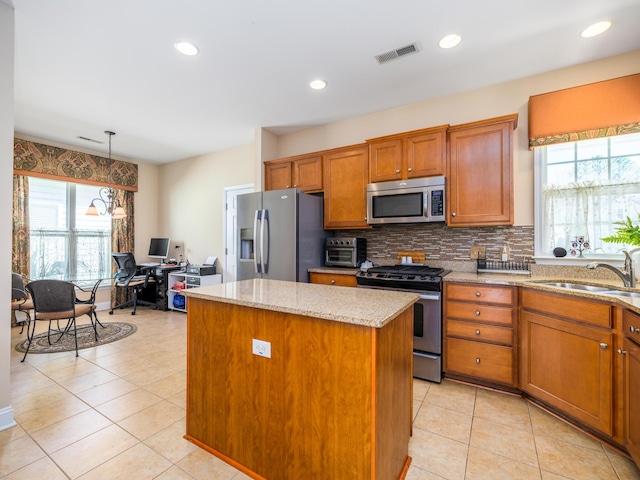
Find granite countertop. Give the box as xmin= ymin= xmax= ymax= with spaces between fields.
xmin=183 ymin=279 xmax=419 ymax=328
xmin=444 ymin=271 xmax=640 ymax=314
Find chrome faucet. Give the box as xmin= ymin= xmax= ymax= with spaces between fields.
xmin=587 ymin=250 xmax=636 ymax=288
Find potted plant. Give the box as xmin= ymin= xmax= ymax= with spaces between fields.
xmin=601 ymin=214 xmax=640 ymax=281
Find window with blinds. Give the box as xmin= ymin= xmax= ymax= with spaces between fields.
xmin=536 ymin=132 xmax=640 ymax=257
xmin=29 ymin=177 xmax=112 ymax=283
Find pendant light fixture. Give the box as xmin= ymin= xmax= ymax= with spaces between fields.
xmin=86 ymin=131 xmax=127 ymax=219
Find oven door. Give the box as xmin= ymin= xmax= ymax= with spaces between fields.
xmin=413 ymin=292 xmax=442 ymax=354
xmin=325 ymin=247 xmax=356 ymax=267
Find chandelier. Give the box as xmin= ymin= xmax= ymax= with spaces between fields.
xmin=86 ymin=131 xmax=127 ymax=219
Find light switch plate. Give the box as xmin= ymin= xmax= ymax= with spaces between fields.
xmin=252 ymin=339 xmax=271 ymax=358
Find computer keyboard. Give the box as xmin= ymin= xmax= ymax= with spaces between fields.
xmin=138 ymin=262 xmax=160 ymax=267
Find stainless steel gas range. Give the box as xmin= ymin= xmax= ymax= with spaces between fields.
xmin=356 ymin=264 xmax=449 ymax=383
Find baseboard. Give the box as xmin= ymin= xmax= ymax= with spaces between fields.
xmin=96 ymin=301 xmax=111 ymax=311
xmin=0 ymin=405 xmax=17 ymax=432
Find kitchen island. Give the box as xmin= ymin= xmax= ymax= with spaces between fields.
xmin=183 ymin=279 xmax=419 ymax=480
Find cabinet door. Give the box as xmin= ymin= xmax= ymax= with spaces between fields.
xmin=293 ymin=155 xmax=323 ymax=192
xmin=520 ymin=310 xmax=613 ymax=435
xmin=448 ymin=116 xmax=516 ymax=226
xmin=624 ymin=336 xmax=640 ymax=465
xmin=406 ymin=130 xmax=445 ymax=178
xmin=368 ymin=139 xmax=403 ymax=183
xmin=265 ymin=161 xmax=292 ymax=191
xmin=323 ymin=145 xmax=370 ymax=229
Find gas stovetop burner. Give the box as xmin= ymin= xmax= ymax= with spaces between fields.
xmin=355 ymin=264 xmax=450 ymax=292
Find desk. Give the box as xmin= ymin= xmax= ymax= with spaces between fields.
xmin=138 ymin=265 xmax=183 ymax=311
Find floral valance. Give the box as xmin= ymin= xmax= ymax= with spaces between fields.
xmin=528 ymin=73 xmax=640 ymax=149
xmin=13 ymin=138 xmax=138 ymax=192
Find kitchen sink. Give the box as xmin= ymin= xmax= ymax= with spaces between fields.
xmin=533 ymin=281 xmax=614 ymax=292
xmin=533 ymin=281 xmax=640 ymax=298
xmin=600 ymin=290 xmax=640 ymax=298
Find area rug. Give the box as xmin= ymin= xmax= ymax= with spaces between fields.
xmin=14 ymin=322 xmax=137 ymax=354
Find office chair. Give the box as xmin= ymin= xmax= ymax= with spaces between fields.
xmin=11 ymin=272 xmax=33 ymax=334
xmin=110 ymin=252 xmax=156 ymax=315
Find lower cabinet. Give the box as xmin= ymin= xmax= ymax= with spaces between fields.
xmin=309 ymin=272 xmax=357 ymax=287
xmin=623 ymin=310 xmax=640 ymax=465
xmin=520 ymin=289 xmax=614 ymax=436
xmin=444 ymin=283 xmax=517 ymax=387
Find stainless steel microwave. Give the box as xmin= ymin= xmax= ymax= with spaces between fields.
xmin=366 ymin=176 xmax=446 ymax=225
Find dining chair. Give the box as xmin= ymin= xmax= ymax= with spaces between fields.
xmin=11 ymin=272 xmax=33 ymax=334
xmin=74 ymin=278 xmax=105 ymax=341
xmin=22 ymin=279 xmax=93 ymax=362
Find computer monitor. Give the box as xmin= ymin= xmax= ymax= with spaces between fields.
xmin=148 ymin=237 xmax=170 ymax=260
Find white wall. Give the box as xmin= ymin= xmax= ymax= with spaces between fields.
xmin=0 ymin=1 xmax=15 ymax=431
xmin=159 ymin=143 xmax=255 ymax=277
xmin=274 ymin=50 xmax=640 ymax=226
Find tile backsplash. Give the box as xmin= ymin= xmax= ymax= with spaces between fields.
xmin=334 ymin=224 xmax=534 ymax=264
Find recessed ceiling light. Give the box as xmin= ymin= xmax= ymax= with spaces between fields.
xmin=580 ymin=21 xmax=612 ymax=38
xmin=310 ymin=80 xmax=327 ymax=90
xmin=174 ymin=41 xmax=199 ymax=56
xmin=438 ymin=34 xmax=462 ymax=49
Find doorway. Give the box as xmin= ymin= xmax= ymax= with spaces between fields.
xmin=224 ymin=184 xmax=254 ymax=282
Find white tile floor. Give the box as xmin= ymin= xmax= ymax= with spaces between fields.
xmin=3 ymin=307 xmax=640 ymax=479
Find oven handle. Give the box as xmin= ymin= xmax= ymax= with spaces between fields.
xmin=419 ymin=293 xmax=440 ymax=301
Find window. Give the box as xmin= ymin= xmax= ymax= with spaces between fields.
xmin=535 ymin=132 xmax=640 ymax=258
xmin=29 ymin=177 xmax=112 ymax=283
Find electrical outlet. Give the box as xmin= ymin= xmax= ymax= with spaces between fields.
xmin=470 ymin=246 xmax=486 ymax=260
xmin=252 ymin=339 xmax=271 ymax=358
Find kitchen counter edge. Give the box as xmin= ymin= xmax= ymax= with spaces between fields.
xmin=444 ymin=271 xmax=640 ymax=314
xmin=183 ymin=279 xmax=419 ymax=328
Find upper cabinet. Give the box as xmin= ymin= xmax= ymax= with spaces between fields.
xmin=367 ymin=125 xmax=448 ymax=183
xmin=323 ymin=144 xmax=370 ymax=230
xmin=447 ymin=114 xmax=518 ymax=226
xmin=264 ymin=153 xmax=323 ymax=193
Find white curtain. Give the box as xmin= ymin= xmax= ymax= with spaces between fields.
xmin=543 ymin=181 xmax=640 ymax=255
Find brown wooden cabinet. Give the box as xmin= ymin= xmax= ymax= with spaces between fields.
xmin=444 ymin=283 xmax=517 ymax=387
xmin=447 ymin=114 xmax=517 ymax=226
xmin=310 ymin=272 xmax=357 ymax=287
xmin=323 ymin=144 xmax=370 ymax=230
xmin=623 ymin=310 xmax=640 ymax=465
xmin=264 ymin=153 xmax=323 ymax=192
xmin=367 ymin=126 xmax=448 ymax=182
xmin=520 ymin=289 xmax=614 ymax=436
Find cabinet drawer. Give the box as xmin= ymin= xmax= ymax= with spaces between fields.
xmin=521 ymin=289 xmax=612 ymax=328
xmin=445 ymin=337 xmax=515 ymax=386
xmin=446 ymin=284 xmax=514 ymax=305
xmin=624 ymin=310 xmax=640 ymax=346
xmin=446 ymin=302 xmax=513 ymax=326
xmin=446 ymin=319 xmax=513 ymax=345
xmin=309 ymin=272 xmax=357 ymax=287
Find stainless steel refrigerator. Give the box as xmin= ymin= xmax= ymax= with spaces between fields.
xmin=237 ymin=188 xmax=327 ymax=282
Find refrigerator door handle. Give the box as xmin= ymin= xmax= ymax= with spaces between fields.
xmin=261 ymin=209 xmax=269 ymax=274
xmin=253 ymin=209 xmax=261 ymax=274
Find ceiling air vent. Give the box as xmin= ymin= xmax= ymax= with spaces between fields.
xmin=375 ymin=42 xmax=420 ymax=65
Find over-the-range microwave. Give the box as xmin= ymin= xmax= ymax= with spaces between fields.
xmin=366 ymin=176 xmax=445 ymax=225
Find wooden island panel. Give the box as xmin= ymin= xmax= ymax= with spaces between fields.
xmin=186 ymin=296 xmax=413 ymax=480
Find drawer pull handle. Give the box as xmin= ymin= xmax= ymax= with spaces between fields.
xmin=600 ymin=343 xmax=608 ymax=349
xmin=617 ymin=348 xmax=627 ymax=355
xmin=631 ymin=326 xmax=640 ymax=333
xmin=475 ymin=358 xmax=481 ymax=364
xmin=475 ymin=329 xmax=481 ymax=335
xmin=395 ymin=169 xmax=400 ymax=173
xmin=407 ymin=167 xmax=413 ymax=172
xmin=475 ymin=310 xmax=481 ymax=316
xmin=475 ymin=292 xmax=481 ymax=297
xmin=330 ymin=279 xmax=336 ymax=285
